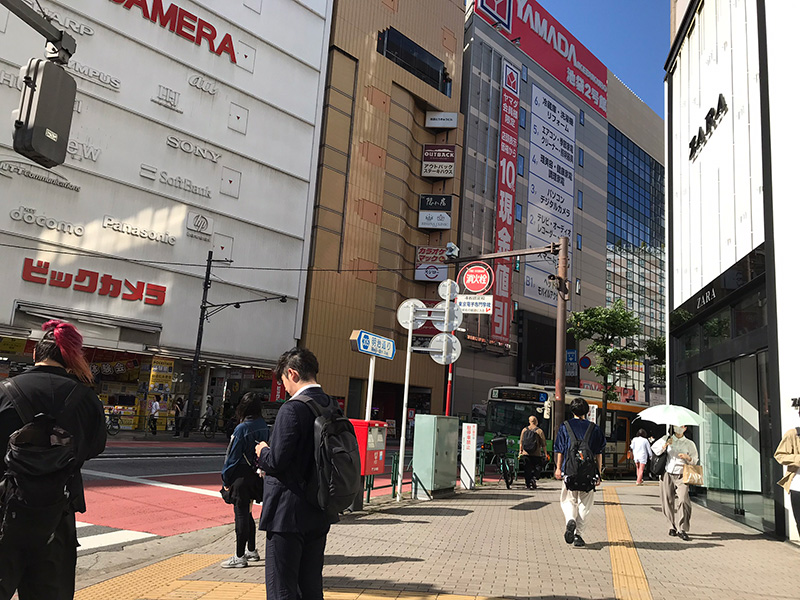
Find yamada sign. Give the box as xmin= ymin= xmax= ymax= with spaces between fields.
xmin=475 ymin=0 xmax=608 ymax=117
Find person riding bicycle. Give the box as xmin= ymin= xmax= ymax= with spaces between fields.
xmin=201 ymin=405 xmax=216 ymax=431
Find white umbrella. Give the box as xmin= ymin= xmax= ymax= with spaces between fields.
xmin=634 ymin=404 xmax=703 ymax=427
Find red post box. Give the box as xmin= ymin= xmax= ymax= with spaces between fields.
xmin=350 ymin=419 xmax=388 ymax=476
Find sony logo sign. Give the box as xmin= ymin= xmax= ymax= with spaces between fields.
xmin=689 ymin=94 xmax=729 ymax=161
xmin=166 ymin=135 xmax=221 ymax=163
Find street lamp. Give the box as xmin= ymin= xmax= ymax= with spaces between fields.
xmin=182 ymin=250 xmax=287 ymax=437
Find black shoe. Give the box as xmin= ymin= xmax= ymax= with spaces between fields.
xmin=564 ymin=519 xmax=576 ymax=544
xmin=573 ymin=535 xmax=585 ymax=547
xmin=531 ymin=480 xmax=537 ymax=489
xmin=678 ymin=531 xmax=690 ymax=541
xmin=668 ymin=528 xmax=677 ymax=537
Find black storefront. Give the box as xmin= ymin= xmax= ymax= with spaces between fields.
xmin=669 ymin=244 xmax=783 ymax=534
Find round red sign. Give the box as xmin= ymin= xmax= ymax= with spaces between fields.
xmin=459 ymin=262 xmax=494 ymax=294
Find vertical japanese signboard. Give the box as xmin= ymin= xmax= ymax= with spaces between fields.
xmin=525 ymin=84 xmax=576 ymax=307
xmin=492 ymin=61 xmax=520 ymax=344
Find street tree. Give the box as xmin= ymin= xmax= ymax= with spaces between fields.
xmin=568 ymin=300 xmax=642 ymax=436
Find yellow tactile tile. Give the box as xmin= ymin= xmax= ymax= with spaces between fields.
xmin=603 ymin=488 xmax=654 ymax=600
xmin=74 ymin=555 xmax=227 ymax=600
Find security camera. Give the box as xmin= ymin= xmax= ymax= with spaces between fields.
xmin=445 ymin=242 xmax=460 ymax=260
xmin=280 ymin=296 xmax=288 ymax=303
xmin=234 ymin=303 xmax=241 ymax=309
xmin=547 ymin=274 xmax=557 ymax=281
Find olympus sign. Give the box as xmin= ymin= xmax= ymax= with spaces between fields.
xmin=10 ymin=207 xmax=85 ymax=236
xmin=166 ymin=135 xmax=221 ymax=163
xmin=67 ymin=60 xmax=121 ymax=90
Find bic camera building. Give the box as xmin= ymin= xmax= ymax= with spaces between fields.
xmin=452 ymin=1 xmax=665 ymax=418
xmin=667 ymin=0 xmax=800 ymax=540
xmin=0 ymin=0 xmax=332 ymax=427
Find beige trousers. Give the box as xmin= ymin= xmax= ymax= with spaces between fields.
xmin=660 ymin=472 xmax=692 ymax=532
xmin=560 ymin=483 xmax=595 ymax=536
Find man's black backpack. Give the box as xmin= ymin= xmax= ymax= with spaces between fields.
xmin=294 ymin=395 xmax=361 ymax=516
xmin=563 ymin=421 xmax=599 ymax=492
xmin=521 ymin=428 xmax=541 ymax=454
xmin=0 ymin=378 xmax=77 ymax=547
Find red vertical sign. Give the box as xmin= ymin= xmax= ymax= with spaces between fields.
xmin=492 ymin=61 xmax=520 ymax=344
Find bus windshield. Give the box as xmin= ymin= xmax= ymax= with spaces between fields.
xmin=487 ymin=400 xmax=542 ymax=437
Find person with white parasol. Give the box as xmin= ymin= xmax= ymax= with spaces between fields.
xmin=636 ymin=405 xmax=702 ymax=541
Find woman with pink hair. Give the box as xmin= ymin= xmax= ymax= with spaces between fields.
xmin=0 ymin=320 xmax=106 ymax=599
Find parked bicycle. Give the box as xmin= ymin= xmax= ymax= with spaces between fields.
xmin=105 ymin=410 xmax=121 ymax=436
xmin=490 ymin=436 xmax=516 ymax=489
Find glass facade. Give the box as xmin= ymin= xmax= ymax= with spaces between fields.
xmin=606 ymin=125 xmax=666 ymax=398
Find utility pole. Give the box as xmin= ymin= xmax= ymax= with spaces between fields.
xmin=184 ymin=250 xmax=213 ymax=437
xmin=552 ymin=236 xmax=569 ymax=438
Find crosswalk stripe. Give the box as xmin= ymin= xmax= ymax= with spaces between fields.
xmin=78 ymin=530 xmax=155 ymax=551
xmin=82 ymin=468 xmax=220 ymax=497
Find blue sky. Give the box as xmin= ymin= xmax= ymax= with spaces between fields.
xmin=537 ymin=1 xmax=670 ymax=118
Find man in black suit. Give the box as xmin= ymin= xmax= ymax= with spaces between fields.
xmin=255 ymin=347 xmax=336 ymax=600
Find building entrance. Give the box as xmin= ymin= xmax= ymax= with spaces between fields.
xmin=688 ymin=351 xmax=776 ymax=533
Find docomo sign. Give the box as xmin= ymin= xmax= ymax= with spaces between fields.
xmin=458 ymin=262 xmax=494 ymax=295
xmin=475 ymin=0 xmax=608 ymax=117
xmin=109 ymin=0 xmax=237 ymax=64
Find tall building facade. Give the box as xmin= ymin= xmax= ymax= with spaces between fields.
xmin=666 ymin=0 xmax=799 ymax=539
xmin=455 ymin=1 xmax=665 ymax=418
xmin=606 ymin=125 xmax=666 ymax=403
xmin=0 ymin=0 xmax=332 ymax=424
xmin=301 ymin=0 xmax=465 ymax=421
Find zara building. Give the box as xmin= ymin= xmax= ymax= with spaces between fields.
xmin=666 ymin=0 xmax=800 ymax=539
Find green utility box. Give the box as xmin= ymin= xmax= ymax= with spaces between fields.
xmin=412 ymin=414 xmax=459 ymax=500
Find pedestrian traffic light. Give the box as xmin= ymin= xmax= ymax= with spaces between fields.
xmin=12 ymin=58 xmax=77 ymax=169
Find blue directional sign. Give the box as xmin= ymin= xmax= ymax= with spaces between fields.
xmin=566 ymin=350 xmax=577 ymax=363
xmin=349 ymin=330 xmax=396 ymax=360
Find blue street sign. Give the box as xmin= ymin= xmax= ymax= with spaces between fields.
xmin=566 ymin=350 xmax=578 ymax=363
xmin=350 ymin=330 xmax=396 ymax=360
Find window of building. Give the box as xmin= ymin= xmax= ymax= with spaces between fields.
xmin=575 ymin=278 xmax=581 ymax=295
xmin=515 ymin=203 xmax=523 ymax=222
xmin=521 ymin=64 xmax=528 ymax=82
xmin=577 ymin=190 xmax=583 ymax=210
xmin=578 ymin=148 xmax=584 ymax=167
xmin=517 ymin=153 xmax=525 ymax=176
xmin=576 ymin=233 xmax=582 ymax=250
xmin=519 ymin=107 xmax=527 ymax=129
xmin=580 ymin=110 xmax=585 ymax=125
xmin=376 ymin=28 xmax=451 ymax=96
xmin=514 ymin=256 xmax=521 ymax=272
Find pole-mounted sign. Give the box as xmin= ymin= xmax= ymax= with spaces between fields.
xmin=350 ymin=329 xmax=395 ymax=421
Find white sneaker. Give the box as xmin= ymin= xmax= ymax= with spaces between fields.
xmin=220 ymin=555 xmax=248 ymax=568
xmin=244 ymin=549 xmax=261 ymax=562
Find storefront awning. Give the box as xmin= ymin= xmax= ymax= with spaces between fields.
xmin=14 ymin=301 xmax=163 ymax=334
xmin=144 ymin=345 xmax=276 ymax=370
xmin=0 ymin=324 xmax=32 ymax=339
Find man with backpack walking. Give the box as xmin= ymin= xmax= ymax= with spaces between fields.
xmin=519 ymin=415 xmax=546 ymax=489
xmin=554 ymin=397 xmax=605 ymax=548
xmin=0 ymin=320 xmax=106 ymax=599
xmin=255 ymin=347 xmax=359 ymax=600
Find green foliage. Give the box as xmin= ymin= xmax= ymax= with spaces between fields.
xmin=645 ymin=336 xmax=666 ymax=365
xmin=568 ymin=300 xmax=643 ymax=417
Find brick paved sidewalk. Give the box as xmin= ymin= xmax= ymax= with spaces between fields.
xmin=75 ymin=480 xmax=799 ymax=600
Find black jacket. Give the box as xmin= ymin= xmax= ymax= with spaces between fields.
xmin=256 ymin=386 xmax=337 ymax=533
xmin=0 ymin=365 xmax=107 ymax=512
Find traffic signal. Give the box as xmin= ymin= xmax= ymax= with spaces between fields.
xmin=12 ymin=58 xmax=77 ymax=169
